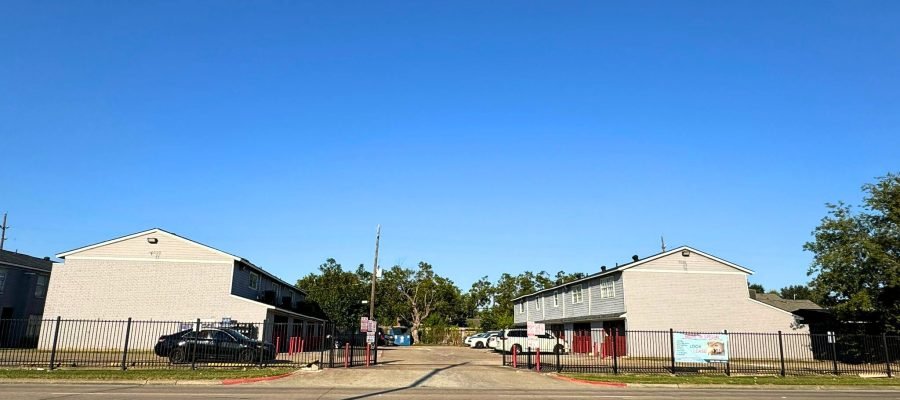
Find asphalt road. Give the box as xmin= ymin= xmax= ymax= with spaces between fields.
xmin=0 ymin=384 xmax=898 ymax=400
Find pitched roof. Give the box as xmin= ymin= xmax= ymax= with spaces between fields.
xmin=513 ymin=246 xmax=754 ymax=301
xmin=0 ymin=249 xmax=53 ymax=273
xmin=56 ymin=228 xmax=305 ymax=295
xmin=750 ymin=292 xmax=823 ymax=312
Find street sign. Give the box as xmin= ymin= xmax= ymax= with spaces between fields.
xmin=360 ymin=317 xmax=369 ymax=333
xmin=368 ymin=320 xmax=377 ymax=333
xmin=366 ymin=331 xmax=376 ymax=344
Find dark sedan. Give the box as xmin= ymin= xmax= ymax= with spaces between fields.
xmin=158 ymin=328 xmax=276 ymax=364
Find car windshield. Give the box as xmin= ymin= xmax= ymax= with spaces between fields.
xmin=473 ymin=333 xmax=486 ymax=338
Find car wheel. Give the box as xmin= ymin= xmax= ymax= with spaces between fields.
xmin=238 ymin=349 xmax=256 ymax=364
xmin=475 ymin=342 xmax=484 ymax=349
xmin=554 ymin=344 xmax=565 ymax=354
xmin=169 ymin=348 xmax=188 ymax=364
xmin=511 ymin=344 xmax=523 ymax=354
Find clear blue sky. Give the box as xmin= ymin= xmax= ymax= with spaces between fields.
xmin=2 ymin=1 xmax=898 ymax=293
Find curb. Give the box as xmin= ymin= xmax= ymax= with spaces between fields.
xmin=221 ymin=373 xmax=294 ymax=385
xmin=549 ymin=374 xmax=628 ymax=387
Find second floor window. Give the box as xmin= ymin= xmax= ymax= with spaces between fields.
xmin=571 ymin=284 xmax=584 ymax=304
xmin=0 ymin=269 xmax=7 ymax=294
xmin=600 ymin=277 xmax=616 ymax=298
xmin=519 ymin=302 xmax=525 ymax=313
xmin=553 ymin=291 xmax=559 ymax=307
xmin=535 ymin=297 xmax=541 ymax=310
xmin=35 ymin=275 xmax=48 ymax=298
xmin=249 ymin=272 xmax=259 ymax=290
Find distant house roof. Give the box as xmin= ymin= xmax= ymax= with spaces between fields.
xmin=513 ymin=246 xmax=754 ymax=302
xmin=750 ymin=291 xmax=823 ymax=313
xmin=56 ymin=228 xmax=305 ymax=295
xmin=0 ymin=249 xmax=53 ymax=273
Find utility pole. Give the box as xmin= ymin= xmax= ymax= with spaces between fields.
xmin=0 ymin=212 xmax=8 ymax=253
xmin=369 ymin=225 xmax=381 ymax=320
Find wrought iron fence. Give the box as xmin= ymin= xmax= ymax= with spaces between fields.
xmin=501 ymin=328 xmax=899 ymax=377
xmin=0 ymin=317 xmax=377 ymax=369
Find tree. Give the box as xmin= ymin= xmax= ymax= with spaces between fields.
xmin=296 ymin=259 xmax=368 ymax=331
xmin=380 ymin=262 xmax=458 ymax=343
xmin=778 ymin=285 xmax=813 ymax=301
xmin=748 ymin=282 xmax=766 ymax=294
xmin=804 ymin=173 xmax=900 ymax=333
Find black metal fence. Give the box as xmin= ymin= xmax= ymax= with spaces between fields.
xmin=0 ymin=317 xmax=378 ymax=370
xmin=501 ymin=328 xmax=899 ymax=377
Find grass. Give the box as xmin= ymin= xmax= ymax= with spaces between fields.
xmin=563 ymin=373 xmax=900 ymax=386
xmin=0 ymin=368 xmax=297 ymax=381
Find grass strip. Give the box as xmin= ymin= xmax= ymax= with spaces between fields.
xmin=0 ymin=368 xmax=296 ymax=381
xmin=563 ymin=374 xmax=900 ymax=386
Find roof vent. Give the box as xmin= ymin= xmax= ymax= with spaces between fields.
xmin=43 ymin=257 xmax=50 ymax=261
xmin=601 ymin=265 xmax=607 ymax=272
xmin=632 ymin=255 xmax=639 ymax=262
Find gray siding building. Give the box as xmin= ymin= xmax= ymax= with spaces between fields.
xmin=0 ymin=249 xmax=53 ymax=347
xmin=512 ymin=246 xmax=808 ymax=356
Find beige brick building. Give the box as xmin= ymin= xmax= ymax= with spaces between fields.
xmin=41 ymin=228 xmax=324 ymax=350
xmin=512 ymin=246 xmax=815 ymax=358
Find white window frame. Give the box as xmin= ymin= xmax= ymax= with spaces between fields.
xmin=249 ymin=272 xmax=259 ymax=290
xmin=519 ymin=302 xmax=525 ymax=313
xmin=571 ymin=284 xmax=584 ymax=304
xmin=34 ymin=275 xmax=48 ymax=298
xmin=599 ymin=276 xmax=616 ymax=299
xmin=535 ymin=297 xmax=541 ymax=310
xmin=553 ymin=290 xmax=559 ymax=307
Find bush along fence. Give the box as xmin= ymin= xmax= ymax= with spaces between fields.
xmin=0 ymin=317 xmax=378 ymax=370
xmin=501 ymin=328 xmax=899 ymax=377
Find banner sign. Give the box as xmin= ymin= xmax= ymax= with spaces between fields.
xmin=674 ymin=333 xmax=729 ymax=363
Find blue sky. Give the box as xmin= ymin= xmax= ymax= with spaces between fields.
xmin=1 ymin=1 xmax=898 ymax=293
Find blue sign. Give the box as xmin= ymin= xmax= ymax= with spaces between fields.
xmin=674 ymin=333 xmax=729 ymax=363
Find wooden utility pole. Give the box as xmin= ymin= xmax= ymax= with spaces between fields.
xmin=0 ymin=212 xmax=7 ymax=253
xmin=369 ymin=225 xmax=381 ymax=320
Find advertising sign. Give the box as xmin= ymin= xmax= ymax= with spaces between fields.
xmin=674 ymin=333 xmax=729 ymax=363
xmin=527 ymin=322 xmax=546 ymax=338
xmin=360 ymin=317 xmax=369 ymax=333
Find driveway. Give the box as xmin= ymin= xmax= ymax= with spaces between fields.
xmin=262 ymin=345 xmax=575 ymax=389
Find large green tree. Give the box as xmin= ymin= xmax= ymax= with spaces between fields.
xmin=804 ymin=173 xmax=900 ymax=333
xmin=379 ymin=262 xmax=459 ymax=343
xmin=295 ymin=259 xmax=368 ymax=331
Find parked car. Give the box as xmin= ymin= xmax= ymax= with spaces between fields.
xmin=469 ymin=331 xmax=501 ymax=349
xmin=497 ymin=328 xmax=568 ymax=354
xmin=153 ymin=329 xmax=193 ymax=357
xmin=386 ymin=326 xmax=413 ymax=346
xmin=463 ymin=332 xmax=485 ymax=347
xmin=161 ymin=328 xmax=276 ymax=364
xmin=486 ymin=335 xmax=501 ymax=350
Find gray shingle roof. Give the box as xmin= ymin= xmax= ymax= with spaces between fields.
xmin=750 ymin=292 xmax=823 ymax=312
xmin=0 ymin=249 xmax=53 ymax=273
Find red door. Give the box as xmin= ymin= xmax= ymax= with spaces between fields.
xmin=573 ymin=323 xmax=592 ymax=353
xmin=602 ymin=320 xmax=626 ymax=357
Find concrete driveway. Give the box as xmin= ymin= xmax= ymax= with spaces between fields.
xmin=262 ymin=345 xmax=574 ymax=389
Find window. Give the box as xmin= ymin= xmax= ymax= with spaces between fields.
xmin=0 ymin=269 xmax=6 ymax=294
xmin=26 ymin=315 xmax=42 ymax=338
xmin=600 ymin=277 xmax=616 ymax=299
xmin=519 ymin=302 xmax=525 ymax=313
xmin=275 ymin=284 xmax=281 ymax=299
xmin=249 ymin=272 xmax=259 ymax=290
xmin=535 ymin=297 xmax=541 ymax=310
xmin=571 ymin=284 xmax=584 ymax=304
xmin=34 ymin=275 xmax=48 ymax=298
xmin=553 ymin=290 xmax=559 ymax=307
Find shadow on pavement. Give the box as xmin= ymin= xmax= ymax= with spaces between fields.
xmin=342 ymin=362 xmax=469 ymax=400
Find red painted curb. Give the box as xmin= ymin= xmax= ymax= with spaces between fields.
xmin=551 ymin=374 xmax=628 ymax=387
xmin=221 ymin=373 xmax=294 ymax=385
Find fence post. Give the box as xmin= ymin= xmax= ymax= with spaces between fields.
xmin=344 ymin=342 xmax=350 ymax=368
xmin=669 ymin=328 xmax=676 ymax=375
xmin=48 ymin=316 xmax=61 ymax=370
xmin=192 ymin=319 xmax=200 ymax=371
xmin=536 ymin=347 xmax=541 ymax=372
xmin=120 ymin=318 xmax=133 ymax=371
xmin=512 ymin=344 xmax=517 ymax=369
xmin=883 ymin=333 xmax=893 ymax=378
xmin=612 ymin=328 xmax=618 ymax=374
xmin=777 ymin=331 xmax=786 ymax=377
xmin=373 ymin=330 xmax=378 ymax=366
xmin=830 ymin=331 xmax=838 ymax=375
xmin=527 ymin=347 xmax=532 ymax=370
xmin=723 ymin=330 xmax=730 ymax=376
xmin=556 ymin=335 xmax=562 ymax=373
xmin=328 ymin=324 xmax=335 ymax=368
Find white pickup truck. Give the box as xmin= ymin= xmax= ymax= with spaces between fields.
xmin=498 ymin=328 xmax=568 ymax=354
